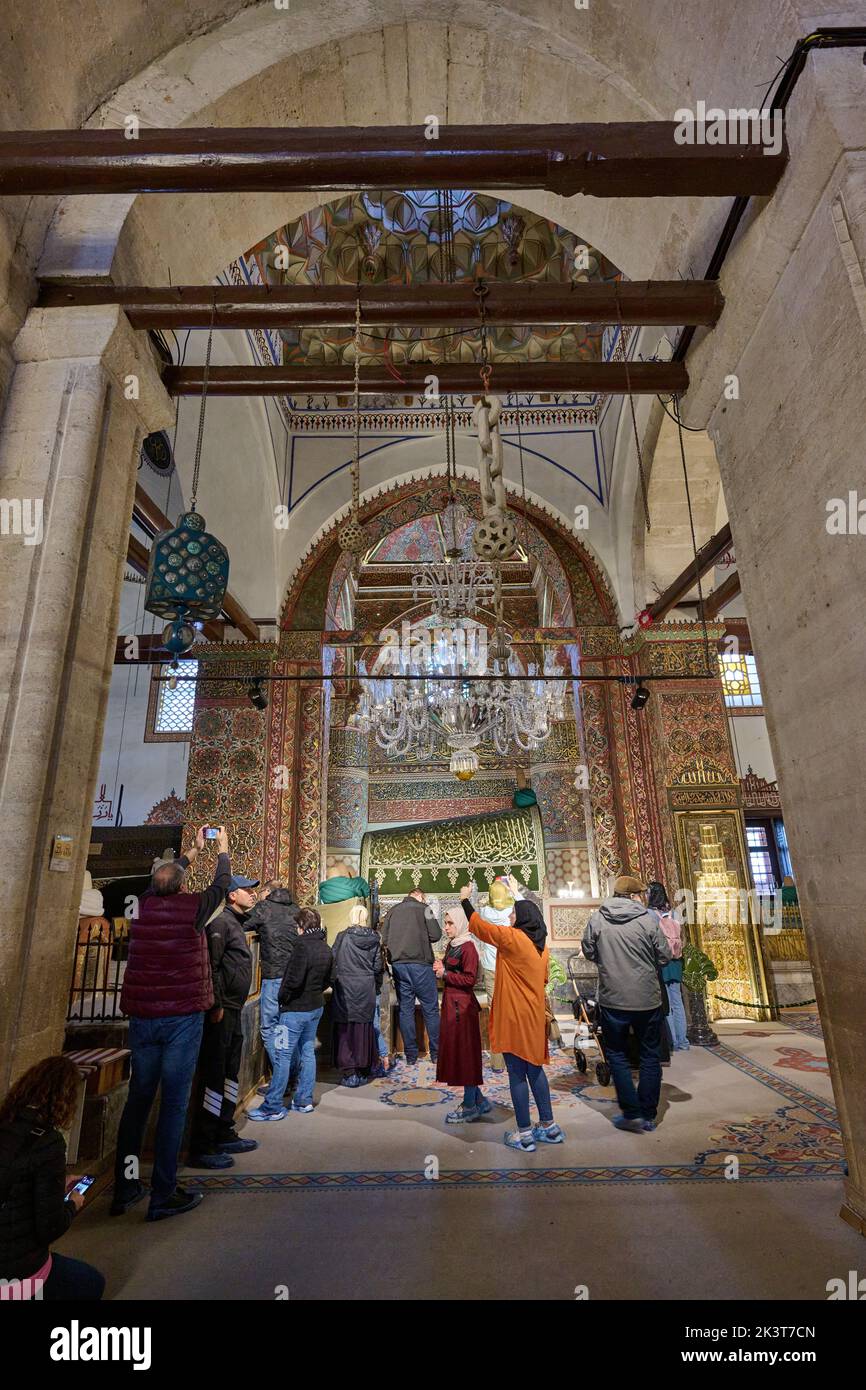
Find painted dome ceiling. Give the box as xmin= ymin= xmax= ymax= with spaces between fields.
xmin=235 ymin=190 xmax=622 ymax=369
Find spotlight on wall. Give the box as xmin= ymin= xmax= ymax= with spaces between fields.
xmin=630 ymin=683 xmax=651 ymax=711
xmin=247 ymin=678 xmax=268 ymax=711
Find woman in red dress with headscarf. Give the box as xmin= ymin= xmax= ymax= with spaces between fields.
xmin=434 ymin=908 xmax=492 ymax=1124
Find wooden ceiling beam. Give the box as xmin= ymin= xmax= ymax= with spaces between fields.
xmin=163 ymin=360 xmax=687 ymax=397
xmin=0 ymin=124 xmax=786 ymax=198
xmin=647 ymin=523 xmax=733 ymax=621
xmin=37 ymin=280 xmax=724 ymax=329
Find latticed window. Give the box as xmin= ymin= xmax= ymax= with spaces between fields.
xmin=146 ymin=661 xmax=197 ymax=741
xmin=718 ymin=652 xmax=763 ymax=708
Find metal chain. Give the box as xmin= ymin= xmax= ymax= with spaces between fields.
xmin=615 ymin=294 xmax=650 ymax=533
xmin=352 ymin=287 xmax=361 ymax=513
xmin=673 ymin=394 xmax=712 ymax=675
xmin=190 ymin=292 xmax=217 ymax=511
xmin=475 ymin=277 xmax=492 ymax=394
xmin=708 ymin=993 xmax=817 ymax=1010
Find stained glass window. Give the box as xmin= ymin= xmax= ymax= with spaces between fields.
xmin=719 ymin=652 xmax=763 ymax=708
xmin=150 ymin=661 xmax=197 ymax=738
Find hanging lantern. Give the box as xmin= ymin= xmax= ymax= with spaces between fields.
xmin=450 ymin=749 xmax=479 ymax=782
xmin=146 ymin=512 xmax=229 ymax=659
xmin=145 ymin=299 xmax=230 ymax=660
xmin=146 ymin=510 xmax=228 ymax=619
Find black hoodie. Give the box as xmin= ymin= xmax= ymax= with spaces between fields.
xmin=247 ymin=888 xmax=301 ymax=979
xmin=278 ymin=926 xmax=334 ymax=1012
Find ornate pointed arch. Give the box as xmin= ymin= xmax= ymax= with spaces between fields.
xmin=280 ymin=476 xmax=616 ymax=634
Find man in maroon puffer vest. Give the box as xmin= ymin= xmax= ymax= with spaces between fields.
xmin=111 ymin=826 xmax=231 ymax=1223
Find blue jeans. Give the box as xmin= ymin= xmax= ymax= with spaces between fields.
xmin=262 ymin=1007 xmax=322 ymax=1112
xmin=372 ymin=997 xmax=388 ymax=1059
xmin=503 ymin=1053 xmax=553 ymax=1131
xmin=462 ymin=1085 xmax=483 ymax=1108
xmin=392 ymin=962 xmax=440 ymax=1061
xmin=114 ymin=1011 xmax=204 ymax=1207
xmin=666 ymin=982 xmax=689 ymax=1050
xmin=259 ymin=977 xmax=282 ymax=1068
xmin=600 ymin=1005 xmax=665 ymax=1120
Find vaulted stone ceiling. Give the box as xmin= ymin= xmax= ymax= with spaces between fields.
xmin=233 ymin=190 xmax=622 ymax=368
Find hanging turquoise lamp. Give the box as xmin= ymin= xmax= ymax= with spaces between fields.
xmin=145 ymin=296 xmax=230 ymax=662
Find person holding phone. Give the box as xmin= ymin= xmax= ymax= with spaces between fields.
xmin=188 ymin=870 xmax=259 ymax=1162
xmin=0 ymin=1056 xmax=105 ymax=1300
xmin=113 ymin=825 xmax=232 ymax=1222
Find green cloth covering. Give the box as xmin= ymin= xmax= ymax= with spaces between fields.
xmin=513 ymin=788 xmax=537 ymax=808
xmin=781 ymin=884 xmax=798 ymax=906
xmin=318 ymin=875 xmax=370 ymax=904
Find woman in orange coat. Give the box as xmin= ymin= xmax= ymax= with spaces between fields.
xmin=459 ymin=886 xmax=565 ymax=1153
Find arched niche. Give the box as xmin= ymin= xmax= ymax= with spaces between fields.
xmin=280 ymin=475 xmax=616 ymax=635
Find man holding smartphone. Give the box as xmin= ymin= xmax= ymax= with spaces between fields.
xmin=113 ymin=825 xmax=231 ymax=1223
xmin=188 ymin=870 xmax=259 ymax=1169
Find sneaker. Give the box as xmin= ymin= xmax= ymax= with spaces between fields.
xmin=110 ymin=1183 xmax=146 ymax=1217
xmin=368 ymin=1063 xmax=387 ymax=1079
xmin=613 ymin=1116 xmax=645 ymax=1134
xmin=504 ymin=1130 xmax=536 ymax=1153
xmin=147 ymin=1188 xmax=204 ymax=1222
xmin=445 ymin=1105 xmax=479 ymax=1124
xmin=245 ymin=1107 xmax=288 ymax=1122
xmin=475 ymin=1095 xmax=493 ymax=1116
xmin=532 ymin=1122 xmax=565 ymax=1144
xmin=340 ymin=1074 xmax=361 ymax=1088
xmin=187 ymin=1150 xmax=235 ymax=1168
xmin=217 ymin=1136 xmax=259 ymax=1153
xmin=641 ymin=1119 xmax=657 ymax=1132
xmin=291 ymin=1101 xmax=314 ymax=1113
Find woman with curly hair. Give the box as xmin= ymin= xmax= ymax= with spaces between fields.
xmin=0 ymin=1056 xmax=105 ymax=1300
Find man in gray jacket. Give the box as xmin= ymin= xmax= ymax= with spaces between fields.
xmin=581 ymin=875 xmax=672 ymax=1133
xmin=381 ymin=890 xmax=442 ymax=1065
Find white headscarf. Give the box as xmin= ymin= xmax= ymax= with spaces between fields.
xmin=79 ymin=871 xmax=104 ymax=919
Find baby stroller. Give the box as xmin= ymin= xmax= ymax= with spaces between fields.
xmin=567 ymin=953 xmax=671 ymax=1087
xmin=567 ymin=953 xmax=611 ymax=1087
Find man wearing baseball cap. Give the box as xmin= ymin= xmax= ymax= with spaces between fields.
xmin=581 ymin=874 xmax=672 ymax=1133
xmin=188 ymin=873 xmax=261 ymax=1169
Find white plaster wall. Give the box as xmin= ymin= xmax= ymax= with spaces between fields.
xmin=277 ymin=422 xmax=620 ymax=609
xmin=171 ymin=326 xmax=286 ymax=622
xmin=729 ymin=715 xmax=777 ymax=784
xmin=91 ymin=580 xmax=190 ymax=827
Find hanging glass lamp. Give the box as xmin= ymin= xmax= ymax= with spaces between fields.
xmin=145 ymin=510 xmax=228 ymax=622
xmin=144 ymin=297 xmax=230 ymax=658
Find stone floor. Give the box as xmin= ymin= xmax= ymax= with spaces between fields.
xmin=61 ymin=1012 xmax=862 ymax=1300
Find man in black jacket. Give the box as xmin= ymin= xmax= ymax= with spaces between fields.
xmin=381 ymin=890 xmax=442 ymax=1066
xmin=246 ymin=883 xmax=301 ymax=1078
xmin=188 ymin=874 xmax=260 ymax=1168
xmin=248 ymin=908 xmax=333 ymax=1120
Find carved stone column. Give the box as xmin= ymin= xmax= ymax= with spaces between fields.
xmin=0 ymin=307 xmax=172 ymax=1087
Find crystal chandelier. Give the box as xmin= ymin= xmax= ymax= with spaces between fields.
xmin=411 ymin=558 xmax=496 ymax=621
xmin=349 ymin=620 xmax=569 ymax=773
